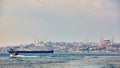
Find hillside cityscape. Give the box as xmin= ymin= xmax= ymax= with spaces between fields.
xmin=0 ymin=39 xmax=120 ymax=54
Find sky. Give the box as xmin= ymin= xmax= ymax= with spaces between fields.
xmin=0 ymin=0 xmax=120 ymax=46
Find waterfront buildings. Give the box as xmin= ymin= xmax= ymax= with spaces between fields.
xmin=0 ymin=39 xmax=120 ymax=53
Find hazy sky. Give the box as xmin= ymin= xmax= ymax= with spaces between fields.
xmin=0 ymin=0 xmax=120 ymax=46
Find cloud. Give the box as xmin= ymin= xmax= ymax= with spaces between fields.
xmin=0 ymin=0 xmax=4 ymax=7
xmin=25 ymin=0 xmax=105 ymax=12
xmin=1 ymin=0 xmax=119 ymax=20
xmin=0 ymin=16 xmax=46 ymax=38
xmin=0 ymin=15 xmax=48 ymax=46
xmin=17 ymin=0 xmax=119 ymax=20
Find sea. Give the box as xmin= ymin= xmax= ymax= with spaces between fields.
xmin=0 ymin=53 xmax=120 ymax=68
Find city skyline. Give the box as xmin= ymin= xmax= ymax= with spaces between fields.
xmin=0 ymin=0 xmax=120 ymax=46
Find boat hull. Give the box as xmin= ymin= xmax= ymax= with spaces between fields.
xmin=8 ymin=50 xmax=54 ymax=53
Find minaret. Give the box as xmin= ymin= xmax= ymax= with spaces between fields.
xmin=45 ymin=38 xmax=48 ymax=43
xmin=85 ymin=38 xmax=88 ymax=44
xmin=34 ymin=38 xmax=36 ymax=44
xmin=100 ymin=37 xmax=103 ymax=43
xmin=111 ymin=37 xmax=114 ymax=45
xmin=38 ymin=38 xmax=39 ymax=45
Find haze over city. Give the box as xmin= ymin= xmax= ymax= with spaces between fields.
xmin=0 ymin=0 xmax=120 ymax=46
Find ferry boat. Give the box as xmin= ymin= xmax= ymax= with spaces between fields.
xmin=7 ymin=40 xmax=54 ymax=54
xmin=8 ymin=48 xmax=54 ymax=53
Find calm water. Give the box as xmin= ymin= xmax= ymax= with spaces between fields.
xmin=0 ymin=53 xmax=120 ymax=68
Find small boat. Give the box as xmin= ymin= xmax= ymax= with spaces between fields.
xmin=10 ymin=52 xmax=39 ymax=58
xmin=10 ymin=54 xmax=39 ymax=58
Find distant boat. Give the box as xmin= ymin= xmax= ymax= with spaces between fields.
xmin=9 ymin=54 xmax=39 ymax=58
xmin=8 ymin=48 xmax=54 ymax=53
xmin=8 ymin=40 xmax=54 ymax=54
